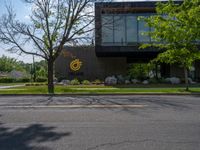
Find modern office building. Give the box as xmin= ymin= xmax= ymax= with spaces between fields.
xmin=55 ymin=1 xmax=200 ymax=81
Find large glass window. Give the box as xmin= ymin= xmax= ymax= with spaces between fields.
xmin=126 ymin=15 xmax=137 ymax=44
xmin=113 ymin=16 xmax=126 ymax=45
xmin=101 ymin=13 xmax=154 ymax=46
xmin=101 ymin=15 xmax=114 ymax=45
xmin=138 ymin=15 xmax=150 ymax=43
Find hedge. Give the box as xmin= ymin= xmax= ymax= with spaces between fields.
xmin=0 ymin=77 xmax=15 ymax=83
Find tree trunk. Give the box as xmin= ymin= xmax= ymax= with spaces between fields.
xmin=184 ymin=66 xmax=189 ymax=91
xmin=48 ymin=59 xmax=54 ymax=94
xmin=155 ymin=63 xmax=158 ymax=79
xmin=33 ymin=55 xmax=36 ymax=82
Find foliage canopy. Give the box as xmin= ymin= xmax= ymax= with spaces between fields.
xmin=140 ymin=0 xmax=200 ymax=90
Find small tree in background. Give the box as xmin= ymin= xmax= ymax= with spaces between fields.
xmin=0 ymin=55 xmax=25 ymax=72
xmin=0 ymin=0 xmax=95 ymax=93
xmin=141 ymin=0 xmax=200 ymax=91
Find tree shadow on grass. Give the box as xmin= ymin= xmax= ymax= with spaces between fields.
xmin=0 ymin=123 xmax=71 ymax=150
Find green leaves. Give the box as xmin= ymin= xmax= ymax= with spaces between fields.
xmin=140 ymin=0 xmax=200 ymax=69
xmin=0 ymin=55 xmax=25 ymax=72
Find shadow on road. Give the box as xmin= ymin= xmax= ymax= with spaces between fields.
xmin=128 ymin=98 xmax=190 ymax=110
xmin=80 ymin=96 xmax=190 ymax=110
xmin=0 ymin=122 xmax=71 ymax=150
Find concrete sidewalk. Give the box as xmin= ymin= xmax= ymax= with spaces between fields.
xmin=0 ymin=85 xmax=25 ymax=89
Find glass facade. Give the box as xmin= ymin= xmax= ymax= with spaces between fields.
xmin=114 ymin=16 xmax=126 ymax=45
xmin=126 ymin=16 xmax=137 ymax=44
xmin=102 ymin=15 xmax=114 ymax=44
xmin=101 ymin=13 xmax=153 ymax=46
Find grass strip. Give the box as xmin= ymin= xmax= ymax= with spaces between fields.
xmin=0 ymin=85 xmax=200 ymax=94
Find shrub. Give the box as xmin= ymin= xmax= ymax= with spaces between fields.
xmin=25 ymin=83 xmax=32 ymax=86
xmin=92 ymin=79 xmax=102 ymax=85
xmin=34 ymin=83 xmax=42 ymax=86
xmin=82 ymin=80 xmax=90 ymax=85
xmin=0 ymin=77 xmax=15 ymax=83
xmin=70 ymin=79 xmax=80 ymax=85
xmin=36 ymin=77 xmax=47 ymax=82
xmin=149 ymin=78 xmax=159 ymax=84
xmin=128 ymin=63 xmax=149 ymax=80
xmin=16 ymin=77 xmax=30 ymax=83
xmin=160 ymin=78 xmax=170 ymax=84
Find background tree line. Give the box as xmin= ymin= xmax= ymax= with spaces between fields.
xmin=0 ymin=55 xmax=47 ymax=80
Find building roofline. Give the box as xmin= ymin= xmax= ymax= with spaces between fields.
xmin=95 ymin=1 xmax=182 ymax=6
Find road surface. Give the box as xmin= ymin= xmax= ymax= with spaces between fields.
xmin=0 ymin=95 xmax=199 ymax=150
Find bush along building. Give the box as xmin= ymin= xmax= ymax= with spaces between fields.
xmin=55 ymin=1 xmax=200 ymax=82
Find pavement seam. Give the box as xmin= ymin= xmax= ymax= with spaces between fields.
xmin=0 ymin=93 xmax=200 ymax=96
xmin=0 ymin=104 xmax=147 ymax=108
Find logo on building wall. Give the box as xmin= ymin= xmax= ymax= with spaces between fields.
xmin=62 ymin=50 xmax=76 ymax=58
xmin=62 ymin=50 xmax=83 ymax=72
xmin=70 ymin=59 xmax=82 ymax=71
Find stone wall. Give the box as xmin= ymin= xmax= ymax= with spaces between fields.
xmin=55 ymin=46 xmax=127 ymax=80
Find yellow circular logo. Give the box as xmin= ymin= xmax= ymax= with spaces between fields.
xmin=70 ymin=59 xmax=82 ymax=71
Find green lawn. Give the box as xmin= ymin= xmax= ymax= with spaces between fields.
xmin=0 ymin=83 xmax=26 ymax=86
xmin=0 ymin=85 xmax=200 ymax=94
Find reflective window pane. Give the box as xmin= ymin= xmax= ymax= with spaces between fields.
xmin=101 ymin=15 xmax=114 ymax=45
xmin=113 ymin=16 xmax=125 ymax=45
xmin=101 ymin=13 xmax=154 ymax=46
xmin=138 ymin=16 xmax=150 ymax=43
xmin=126 ymin=15 xmax=137 ymax=44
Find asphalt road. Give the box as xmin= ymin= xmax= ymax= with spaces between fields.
xmin=0 ymin=95 xmax=199 ymax=150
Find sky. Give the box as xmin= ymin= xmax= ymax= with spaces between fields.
xmin=0 ymin=0 xmax=163 ymax=63
xmin=0 ymin=0 xmax=37 ymax=63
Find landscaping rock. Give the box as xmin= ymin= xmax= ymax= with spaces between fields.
xmin=131 ymin=79 xmax=140 ymax=84
xmin=53 ymin=78 xmax=58 ymax=85
xmin=61 ymin=80 xmax=70 ymax=85
xmin=166 ymin=77 xmax=180 ymax=84
xmin=188 ymin=78 xmax=196 ymax=84
xmin=53 ymin=78 xmax=58 ymax=83
xmin=105 ymin=76 xmax=117 ymax=85
xmin=142 ymin=80 xmax=149 ymax=84
xmin=116 ymin=75 xmax=125 ymax=84
xmin=164 ymin=78 xmax=171 ymax=83
xmin=125 ymin=80 xmax=130 ymax=84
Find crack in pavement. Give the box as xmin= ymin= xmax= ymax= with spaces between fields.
xmin=86 ymin=139 xmax=199 ymax=150
xmin=0 ymin=104 xmax=147 ymax=109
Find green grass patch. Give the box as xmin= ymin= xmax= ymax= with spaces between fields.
xmin=0 ymin=83 xmax=26 ymax=86
xmin=0 ymin=85 xmax=200 ymax=94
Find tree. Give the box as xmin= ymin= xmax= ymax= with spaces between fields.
xmin=35 ymin=60 xmax=48 ymax=78
xmin=0 ymin=0 xmax=94 ymax=93
xmin=0 ymin=55 xmax=25 ymax=72
xmin=128 ymin=63 xmax=149 ymax=80
xmin=140 ymin=0 xmax=200 ymax=91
